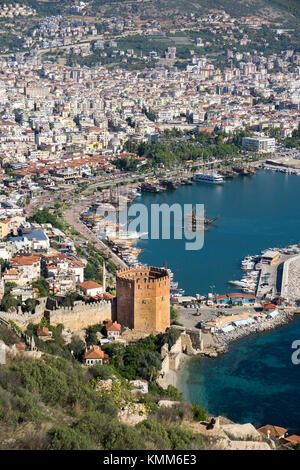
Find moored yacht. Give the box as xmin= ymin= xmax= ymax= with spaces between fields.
xmin=192 ymin=171 xmax=225 ymax=184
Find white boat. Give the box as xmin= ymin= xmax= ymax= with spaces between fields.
xmin=192 ymin=171 xmax=225 ymax=184
xmin=164 ymin=268 xmax=174 ymax=280
xmin=99 ymin=229 xmax=148 ymax=240
xmin=119 ymin=230 xmax=148 ymax=240
xmin=242 ymin=274 xmax=258 ymax=280
xmin=229 ymin=280 xmax=251 ymax=287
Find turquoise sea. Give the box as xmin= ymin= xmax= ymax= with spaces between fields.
xmin=178 ymin=318 xmax=300 ymax=434
xmin=135 ymin=170 xmax=300 ymax=432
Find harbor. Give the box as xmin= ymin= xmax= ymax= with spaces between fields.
xmin=78 ymin=169 xmax=300 ymax=317
xmin=170 ymin=243 xmax=300 ymax=358
xmin=75 ymin=168 xmax=300 ymax=381
xmin=134 ymin=169 xmax=300 ymax=295
xmin=78 ymin=161 xmax=261 ymax=267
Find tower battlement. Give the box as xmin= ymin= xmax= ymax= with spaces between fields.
xmin=117 ymin=266 xmax=169 ymax=280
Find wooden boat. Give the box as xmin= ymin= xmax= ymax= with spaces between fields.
xmin=185 ymin=207 xmax=219 ymax=227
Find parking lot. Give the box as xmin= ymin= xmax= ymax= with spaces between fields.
xmin=176 ymin=304 xmax=259 ymax=330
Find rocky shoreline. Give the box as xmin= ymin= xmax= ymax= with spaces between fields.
xmin=167 ymin=311 xmax=296 ymax=387
xmin=213 ymin=310 xmax=294 ymax=353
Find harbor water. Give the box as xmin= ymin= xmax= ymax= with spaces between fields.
xmin=135 ymin=169 xmax=300 ymax=431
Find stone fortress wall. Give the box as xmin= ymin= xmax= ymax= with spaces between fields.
xmin=157 ymin=328 xmax=204 ymax=389
xmin=116 ymin=266 xmax=170 ymax=333
xmin=0 ymin=297 xmax=48 ymax=329
xmin=46 ymin=300 xmax=112 ymax=329
xmin=0 ymin=298 xmax=112 ymax=330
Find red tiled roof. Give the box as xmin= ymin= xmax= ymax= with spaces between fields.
xmin=258 ymin=425 xmax=287 ymax=437
xmin=78 ymin=280 xmax=103 ymax=290
xmin=37 ymin=326 xmax=49 ymax=336
xmin=93 ymin=292 xmax=114 ymax=300
xmin=84 ymin=345 xmax=108 ymax=360
xmin=4 ymin=268 xmax=19 ymax=275
xmin=263 ymin=303 xmax=277 ymax=310
xmin=11 ymin=255 xmax=40 ymax=266
xmin=105 ymin=321 xmax=121 ymax=332
xmin=228 ymin=293 xmax=256 ymax=299
xmin=284 ymin=435 xmax=300 ymax=444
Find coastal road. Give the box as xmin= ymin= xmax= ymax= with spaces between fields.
xmin=24 ymin=187 xmax=127 ymax=269
xmin=63 ymin=197 xmax=127 ymax=269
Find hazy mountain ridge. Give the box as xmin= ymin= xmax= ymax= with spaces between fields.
xmin=1 ymin=0 xmax=299 ymax=23
xmin=88 ymin=0 xmax=300 ymax=23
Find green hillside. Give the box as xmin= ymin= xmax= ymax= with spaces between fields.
xmin=1 ymin=0 xmax=300 ymax=23
xmin=88 ymin=0 xmax=300 ymax=23
xmin=0 ymin=350 xmax=211 ymax=450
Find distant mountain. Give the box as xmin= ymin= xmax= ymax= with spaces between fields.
xmin=199 ymin=0 xmax=300 ymax=23
xmin=2 ymin=0 xmax=299 ymax=25
xmin=88 ymin=0 xmax=300 ymax=24
xmin=157 ymin=0 xmax=300 ymax=22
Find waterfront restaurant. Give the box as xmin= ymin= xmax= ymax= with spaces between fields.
xmin=215 ymin=293 xmax=256 ymax=306
xmin=202 ymin=311 xmax=256 ymax=333
xmin=228 ymin=293 xmax=256 ymax=305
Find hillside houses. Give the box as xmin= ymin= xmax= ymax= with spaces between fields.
xmin=3 ymin=255 xmax=41 ymax=286
xmin=43 ymin=253 xmax=85 ymax=284
xmin=83 ymin=345 xmax=110 ymax=366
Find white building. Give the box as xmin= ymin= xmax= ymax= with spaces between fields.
xmin=78 ymin=280 xmax=103 ymax=296
xmin=242 ymin=136 xmax=276 ymax=153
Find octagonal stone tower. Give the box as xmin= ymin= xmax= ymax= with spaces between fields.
xmin=116 ymin=266 xmax=170 ymax=333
